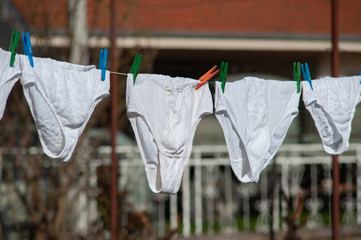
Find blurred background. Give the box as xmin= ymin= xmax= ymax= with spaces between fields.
xmin=1 ymin=0 xmax=361 ymax=239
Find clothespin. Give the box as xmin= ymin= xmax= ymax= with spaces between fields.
xmin=195 ymin=65 xmax=219 ymax=90
xmin=293 ymin=62 xmax=301 ymax=93
xmin=130 ymin=53 xmax=142 ymax=84
xmin=8 ymin=30 xmax=20 ymax=67
xmin=301 ymin=62 xmax=313 ymax=90
xmin=22 ymin=32 xmax=34 ymax=68
xmin=218 ymin=61 xmax=228 ymax=93
xmin=98 ymin=48 xmax=107 ymax=81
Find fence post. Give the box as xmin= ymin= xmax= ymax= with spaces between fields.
xmin=182 ymin=166 xmax=191 ymax=237
xmin=170 ymin=195 xmax=178 ymax=230
xmin=357 ymin=147 xmax=361 ymax=224
xmin=194 ymin=151 xmax=203 ymax=236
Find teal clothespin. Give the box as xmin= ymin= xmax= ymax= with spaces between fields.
xmin=22 ymin=32 xmax=34 ymax=68
xmin=130 ymin=53 xmax=142 ymax=84
xmin=293 ymin=62 xmax=301 ymax=93
xmin=301 ymin=62 xmax=313 ymax=90
xmin=98 ymin=48 xmax=107 ymax=81
xmin=8 ymin=30 xmax=20 ymax=67
xmin=218 ymin=61 xmax=228 ymax=93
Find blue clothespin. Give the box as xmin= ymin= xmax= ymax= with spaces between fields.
xmin=130 ymin=53 xmax=142 ymax=84
xmin=98 ymin=48 xmax=107 ymax=81
xmin=22 ymin=32 xmax=34 ymax=68
xmin=301 ymin=62 xmax=313 ymax=90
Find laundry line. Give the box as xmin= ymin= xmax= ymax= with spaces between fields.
xmin=2 ymin=45 xmax=361 ymax=194
xmin=108 ymin=71 xmax=128 ymax=76
xmin=108 ymin=71 xmax=218 ymax=84
xmin=107 ymin=62 xmax=223 ymax=90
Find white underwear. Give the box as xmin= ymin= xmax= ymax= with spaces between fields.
xmin=0 ymin=48 xmax=22 ymax=120
xmin=215 ymin=77 xmax=300 ymax=182
xmin=126 ymin=74 xmax=213 ymax=194
xmin=20 ymin=55 xmax=110 ymax=161
xmin=302 ymin=76 xmax=361 ymax=154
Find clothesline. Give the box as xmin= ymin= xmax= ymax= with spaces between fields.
xmin=127 ymin=74 xmax=361 ymax=194
xmin=108 ymin=70 xmax=216 ymax=86
xmin=109 ymin=71 xmax=128 ymax=76
xmin=2 ymin=46 xmax=361 ymax=194
xmin=108 ymin=59 xmax=223 ymax=89
xmin=108 ymin=71 xmax=218 ymax=83
xmin=6 ymin=30 xmax=308 ymax=90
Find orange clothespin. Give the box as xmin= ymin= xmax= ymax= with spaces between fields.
xmin=195 ymin=65 xmax=219 ymax=90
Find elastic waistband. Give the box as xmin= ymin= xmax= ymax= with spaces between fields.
xmin=137 ymin=73 xmax=200 ymax=91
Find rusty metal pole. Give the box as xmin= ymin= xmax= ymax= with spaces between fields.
xmin=332 ymin=155 xmax=340 ymax=240
xmin=331 ymin=0 xmax=340 ymax=239
xmin=110 ymin=0 xmax=118 ymax=239
xmin=331 ymin=0 xmax=339 ymax=77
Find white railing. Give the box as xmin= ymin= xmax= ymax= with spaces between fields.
xmin=96 ymin=143 xmax=361 ymax=237
xmin=1 ymin=144 xmax=360 ymax=238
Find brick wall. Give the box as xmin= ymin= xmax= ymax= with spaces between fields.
xmin=10 ymin=0 xmax=361 ymax=37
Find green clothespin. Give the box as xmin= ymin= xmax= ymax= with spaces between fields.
xmin=293 ymin=62 xmax=301 ymax=93
xmin=130 ymin=53 xmax=142 ymax=84
xmin=218 ymin=61 xmax=228 ymax=93
xmin=8 ymin=30 xmax=20 ymax=67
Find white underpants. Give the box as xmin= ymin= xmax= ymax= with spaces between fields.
xmin=215 ymin=77 xmax=300 ymax=182
xmin=302 ymin=76 xmax=361 ymax=154
xmin=0 ymin=48 xmax=22 ymax=120
xmin=20 ymin=56 xmax=110 ymax=161
xmin=126 ymin=73 xmax=213 ymax=194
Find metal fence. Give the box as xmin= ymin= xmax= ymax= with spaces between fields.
xmin=1 ymin=144 xmax=360 ymax=238
xmin=97 ymin=143 xmax=361 ymax=237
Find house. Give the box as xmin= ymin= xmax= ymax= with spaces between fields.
xmin=3 ymin=0 xmax=361 ymax=143
xmin=2 ymin=1 xmax=361 ymax=238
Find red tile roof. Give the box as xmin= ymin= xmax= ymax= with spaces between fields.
xmin=10 ymin=0 xmax=361 ymax=37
